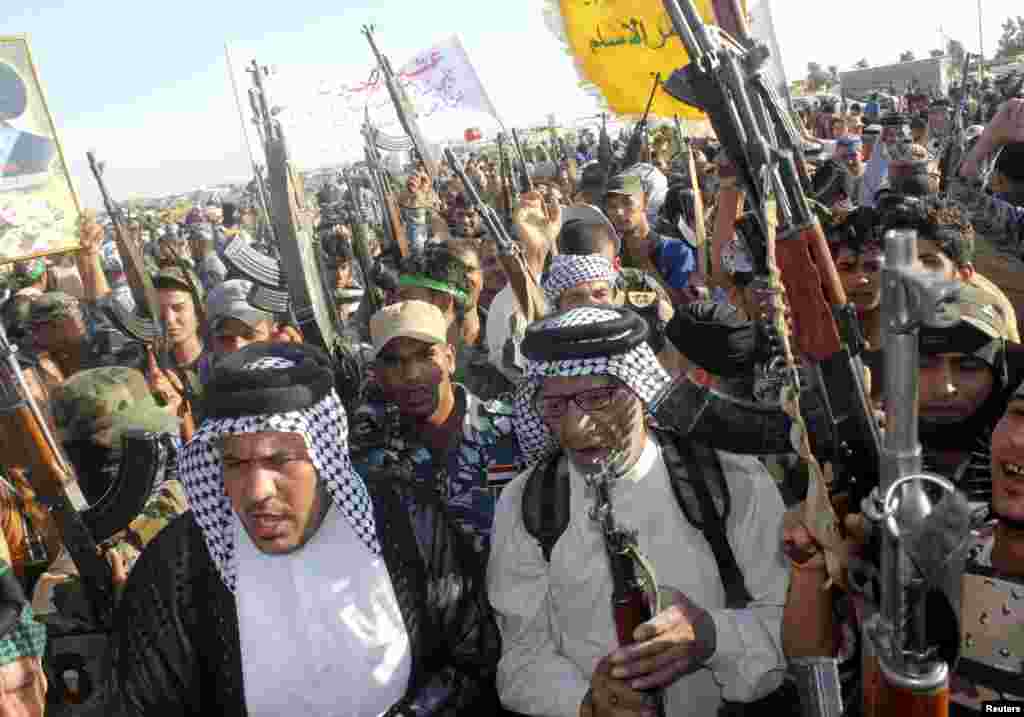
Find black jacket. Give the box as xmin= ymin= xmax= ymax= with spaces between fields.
xmin=109 ymin=477 xmax=500 ymax=716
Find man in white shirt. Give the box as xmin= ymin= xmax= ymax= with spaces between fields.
xmin=488 ymin=305 xmax=789 ymax=717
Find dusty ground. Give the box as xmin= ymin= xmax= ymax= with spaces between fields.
xmin=973 ymin=234 xmax=1024 ymax=338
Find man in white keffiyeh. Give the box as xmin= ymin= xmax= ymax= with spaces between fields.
xmin=488 ymin=306 xmax=788 ymax=717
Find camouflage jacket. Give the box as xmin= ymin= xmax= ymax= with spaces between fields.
xmin=348 ymin=384 xmax=524 ymax=556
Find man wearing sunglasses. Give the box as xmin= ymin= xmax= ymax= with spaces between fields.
xmin=488 ymin=305 xmax=788 ymax=717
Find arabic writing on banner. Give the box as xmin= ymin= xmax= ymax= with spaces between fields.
xmin=545 ymin=0 xmax=717 ymax=119
xmin=266 ymin=35 xmax=497 ymax=168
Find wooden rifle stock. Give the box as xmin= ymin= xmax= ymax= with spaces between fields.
xmin=861 ymin=653 xmax=950 ymax=717
xmin=0 ymin=395 xmax=113 ymax=628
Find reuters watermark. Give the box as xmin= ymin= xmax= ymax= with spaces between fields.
xmin=984 ymin=702 xmax=1023 ymax=714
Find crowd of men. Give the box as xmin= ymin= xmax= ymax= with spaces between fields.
xmin=0 ymin=81 xmax=1020 ymax=717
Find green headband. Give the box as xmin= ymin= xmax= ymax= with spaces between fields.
xmin=398 ymin=274 xmax=469 ymax=305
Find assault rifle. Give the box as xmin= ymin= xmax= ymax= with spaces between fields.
xmin=496 ymin=132 xmax=517 ymax=224
xmin=443 ymin=148 xmax=546 ymax=322
xmin=86 ymin=152 xmax=163 ymax=329
xmin=620 ymin=73 xmax=661 ymax=170
xmin=510 ymin=128 xmax=534 ymax=194
xmin=659 ymin=0 xmax=882 ymax=507
xmin=363 ymin=121 xmax=410 ymax=259
xmin=363 ymin=24 xmax=437 ymax=178
xmin=598 ymin=113 xmax=614 ymax=176
xmin=940 ymin=52 xmax=975 ymax=192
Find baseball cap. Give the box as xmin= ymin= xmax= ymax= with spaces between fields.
xmin=922 ymin=285 xmax=1010 ymax=360
xmin=51 ymin=366 xmax=180 ymax=448
xmin=207 ymin=279 xmax=274 ymax=334
xmin=369 ymin=300 xmax=448 ymax=359
xmin=559 ymin=205 xmax=621 ymax=252
xmin=153 ymin=266 xmax=195 ymax=294
xmin=605 ymin=173 xmax=645 ymax=198
xmin=578 ymin=163 xmax=607 ymax=192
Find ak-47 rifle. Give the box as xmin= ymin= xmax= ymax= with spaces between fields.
xmin=86 ymin=152 xmax=162 ymax=329
xmin=660 ymin=0 xmax=885 ymax=598
xmin=674 ymin=115 xmax=709 ymax=290
xmin=246 ymin=61 xmax=347 ymax=362
xmin=860 ymin=209 xmax=967 ymax=717
xmin=86 ymin=153 xmax=197 ymax=440
xmin=496 ymin=132 xmax=517 ymax=224
xmin=362 ymin=25 xmax=437 ymax=178
xmin=363 ymin=120 xmax=410 ymax=259
xmin=621 ymin=73 xmax=661 ymax=171
xmin=940 ymin=52 xmax=975 ymax=192
xmin=0 ymin=324 xmax=114 ymax=629
xmin=586 ymin=452 xmax=666 ymax=717
xmin=510 ymin=129 xmax=534 ymax=194
xmin=598 ymin=113 xmax=614 ymax=177
xmin=443 ymin=148 xmax=546 ymax=323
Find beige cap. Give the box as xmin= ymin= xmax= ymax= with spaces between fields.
xmin=370 ymin=300 xmax=448 ymax=358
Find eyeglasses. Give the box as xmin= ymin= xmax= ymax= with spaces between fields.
xmin=534 ymin=385 xmax=629 ymax=420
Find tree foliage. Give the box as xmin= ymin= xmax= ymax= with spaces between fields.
xmin=930 ymin=49 xmax=944 ymax=58
xmin=806 ymin=61 xmax=832 ymax=91
xmin=855 ymin=58 xmax=870 ymax=69
xmin=899 ymin=50 xmax=916 ymax=62
xmin=997 ymin=16 xmax=1024 ymax=59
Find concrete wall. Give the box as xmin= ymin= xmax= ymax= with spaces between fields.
xmin=840 ymin=57 xmax=951 ymax=98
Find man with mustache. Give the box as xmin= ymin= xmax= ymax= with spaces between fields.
xmin=488 ymin=306 xmax=788 ymax=717
xmin=349 ymin=301 xmax=523 ymax=557
xmin=110 ymin=342 xmax=500 ymax=715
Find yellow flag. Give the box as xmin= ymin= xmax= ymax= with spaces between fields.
xmin=557 ymin=0 xmax=717 ymax=118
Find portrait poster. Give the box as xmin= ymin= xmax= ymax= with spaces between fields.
xmin=0 ymin=35 xmax=80 ymax=264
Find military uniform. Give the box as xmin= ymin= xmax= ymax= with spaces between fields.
xmin=33 ymin=367 xmax=187 ymax=616
xmin=617 ymin=267 xmax=671 ymax=355
xmin=349 ymin=384 xmax=524 ymax=556
xmin=26 ymin=291 xmax=139 ymax=371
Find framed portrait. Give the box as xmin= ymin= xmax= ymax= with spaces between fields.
xmin=0 ymin=34 xmax=80 ymax=264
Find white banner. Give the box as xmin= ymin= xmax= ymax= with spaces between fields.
xmin=748 ymin=0 xmax=792 ymax=113
xmin=226 ymin=35 xmax=500 ymax=171
xmin=393 ymin=35 xmax=500 ymax=123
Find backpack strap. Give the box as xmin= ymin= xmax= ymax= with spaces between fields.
xmin=661 ymin=433 xmax=754 ymax=609
xmin=521 ymin=452 xmax=571 ymax=562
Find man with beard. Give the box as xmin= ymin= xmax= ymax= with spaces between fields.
xmin=350 ymin=301 xmax=523 ymax=557
xmin=859 ymin=113 xmax=910 ymax=207
xmin=109 ymin=344 xmax=499 ymax=712
xmin=488 ymin=306 xmax=787 ymax=717
xmin=605 ymin=174 xmax=697 ymax=306
xmin=110 ymin=342 xmax=500 ymax=715
xmin=918 ymin=285 xmax=1023 ymax=507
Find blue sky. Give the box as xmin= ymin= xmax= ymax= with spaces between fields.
xmin=4 ymin=0 xmax=1020 ymax=208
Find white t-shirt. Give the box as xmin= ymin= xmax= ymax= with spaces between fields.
xmin=235 ymin=505 xmax=411 ymax=717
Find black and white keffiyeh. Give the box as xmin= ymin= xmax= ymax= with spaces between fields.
xmin=514 ymin=306 xmax=671 ymax=465
xmin=179 ymin=354 xmax=380 ymax=593
xmin=542 ymin=254 xmax=618 ymax=309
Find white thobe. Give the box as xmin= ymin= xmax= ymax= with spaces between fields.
xmin=488 ymin=435 xmax=789 ymax=717
xmin=235 ymin=505 xmax=412 ymax=717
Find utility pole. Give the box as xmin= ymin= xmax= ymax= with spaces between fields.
xmin=978 ymin=0 xmax=985 ymax=82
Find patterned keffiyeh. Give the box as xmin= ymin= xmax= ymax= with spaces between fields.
xmin=179 ymin=354 xmax=380 ymax=593
xmin=514 ymin=306 xmax=671 ymax=465
xmin=541 ymin=254 xmax=618 ymax=309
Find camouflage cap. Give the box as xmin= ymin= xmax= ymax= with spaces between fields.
xmin=923 ymin=285 xmax=1010 ymax=361
xmin=27 ymin=291 xmax=80 ymax=327
xmin=51 ymin=366 xmax=180 ymax=447
xmin=153 ymin=265 xmax=194 ymax=293
xmin=605 ymin=173 xmax=645 ymax=197
xmin=956 ymin=285 xmax=1010 ymax=340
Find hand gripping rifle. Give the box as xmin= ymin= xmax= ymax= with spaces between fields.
xmin=939 ymin=52 xmax=975 ymax=193
xmin=0 ymin=323 xmax=114 ymax=629
xmin=443 ymin=148 xmax=546 ymax=323
xmin=621 ymin=73 xmax=662 ymax=171
xmin=496 ymin=132 xmax=517 ymax=224
xmin=659 ymin=0 xmax=884 ymax=557
xmin=860 ymin=216 xmax=969 ymax=717
xmin=587 ymin=452 xmax=666 ymax=717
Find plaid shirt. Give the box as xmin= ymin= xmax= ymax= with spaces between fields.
xmin=349 ymin=384 xmax=524 ymax=556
